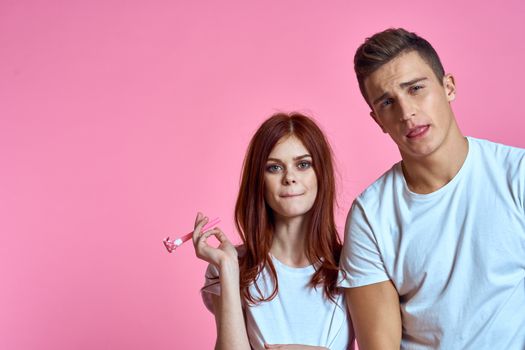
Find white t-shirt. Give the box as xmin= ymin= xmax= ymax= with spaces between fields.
xmin=202 ymin=254 xmax=355 ymax=350
xmin=338 ymin=137 xmax=525 ymax=349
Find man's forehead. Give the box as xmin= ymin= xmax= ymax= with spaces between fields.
xmin=364 ymin=51 xmax=434 ymax=94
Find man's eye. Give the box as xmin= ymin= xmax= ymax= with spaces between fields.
xmin=410 ymin=85 xmax=424 ymax=93
xmin=381 ymin=98 xmax=393 ymax=108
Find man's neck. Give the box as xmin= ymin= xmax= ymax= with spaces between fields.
xmin=401 ymin=130 xmax=468 ymax=194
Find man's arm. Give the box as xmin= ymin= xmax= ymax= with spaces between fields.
xmin=345 ymin=280 xmax=401 ymax=350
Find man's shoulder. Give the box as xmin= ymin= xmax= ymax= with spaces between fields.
xmin=468 ymin=136 xmax=525 ymax=167
xmin=355 ymin=162 xmax=401 ymax=205
xmin=469 ymin=136 xmax=525 ymax=155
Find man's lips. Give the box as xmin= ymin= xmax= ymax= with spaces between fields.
xmin=406 ymin=125 xmax=430 ymax=138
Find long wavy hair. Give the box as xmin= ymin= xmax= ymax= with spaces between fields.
xmin=235 ymin=112 xmax=342 ymax=304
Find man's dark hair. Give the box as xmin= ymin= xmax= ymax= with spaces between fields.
xmin=354 ymin=28 xmax=445 ymax=106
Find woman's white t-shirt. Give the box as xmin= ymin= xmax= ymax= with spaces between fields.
xmin=202 ymin=254 xmax=354 ymax=350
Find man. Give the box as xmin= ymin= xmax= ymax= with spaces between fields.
xmin=338 ymin=28 xmax=525 ymax=349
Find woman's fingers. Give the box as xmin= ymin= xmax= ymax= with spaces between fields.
xmin=192 ymin=213 xmax=209 ymax=244
xmin=196 ymin=228 xmax=230 ymax=250
xmin=201 ymin=228 xmax=235 ymax=251
xmin=194 ymin=212 xmax=203 ymax=228
xmin=196 ymin=228 xmax=227 ymax=249
xmin=195 ymin=229 xmax=223 ymax=260
xmin=193 ymin=227 xmax=238 ymax=267
xmin=210 ymin=227 xmax=229 ymax=244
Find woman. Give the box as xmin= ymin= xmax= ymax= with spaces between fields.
xmin=193 ymin=113 xmax=354 ymax=350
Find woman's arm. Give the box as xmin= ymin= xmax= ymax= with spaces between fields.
xmin=210 ymin=262 xmax=251 ymax=350
xmin=264 ymin=345 xmax=328 ymax=349
xmin=193 ymin=213 xmax=251 ymax=350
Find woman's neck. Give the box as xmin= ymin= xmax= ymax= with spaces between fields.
xmin=270 ymin=215 xmax=310 ymax=267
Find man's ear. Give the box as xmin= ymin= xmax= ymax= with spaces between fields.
xmin=444 ymin=74 xmax=456 ymax=102
xmin=370 ymin=111 xmax=387 ymax=133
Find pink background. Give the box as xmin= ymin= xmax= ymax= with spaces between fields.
xmin=2 ymin=0 xmax=524 ymax=349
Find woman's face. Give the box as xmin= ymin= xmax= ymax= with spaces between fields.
xmin=263 ymin=135 xmax=318 ymax=221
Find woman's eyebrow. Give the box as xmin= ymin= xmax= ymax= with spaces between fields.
xmin=267 ymin=154 xmax=311 ymax=162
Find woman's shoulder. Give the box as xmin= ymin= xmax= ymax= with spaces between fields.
xmin=236 ymin=244 xmax=247 ymax=257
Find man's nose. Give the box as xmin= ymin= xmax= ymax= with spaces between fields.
xmin=398 ymin=98 xmax=416 ymax=122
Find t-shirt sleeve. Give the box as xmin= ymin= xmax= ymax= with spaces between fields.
xmin=504 ymin=144 xmax=525 ymax=217
xmin=518 ymin=150 xmax=525 ymax=215
xmin=201 ymin=263 xmax=221 ymax=314
xmin=338 ymin=199 xmax=390 ymax=288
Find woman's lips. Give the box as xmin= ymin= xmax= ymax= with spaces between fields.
xmin=280 ymin=193 xmax=304 ymax=198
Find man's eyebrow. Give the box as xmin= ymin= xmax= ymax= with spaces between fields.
xmin=400 ymin=77 xmax=428 ymax=88
xmin=372 ymin=92 xmax=389 ymax=106
xmin=372 ymin=77 xmax=429 ymax=106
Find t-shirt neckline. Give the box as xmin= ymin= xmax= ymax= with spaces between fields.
xmin=269 ymin=253 xmax=316 ymax=274
xmin=399 ymin=136 xmax=473 ymax=200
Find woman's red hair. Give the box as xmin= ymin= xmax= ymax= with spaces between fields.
xmin=235 ymin=112 xmax=342 ymax=304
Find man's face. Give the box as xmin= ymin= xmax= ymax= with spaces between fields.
xmin=364 ymin=50 xmax=457 ymax=160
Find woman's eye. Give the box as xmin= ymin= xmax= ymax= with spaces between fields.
xmin=297 ymin=161 xmax=312 ymax=169
xmin=266 ymin=164 xmax=282 ymax=173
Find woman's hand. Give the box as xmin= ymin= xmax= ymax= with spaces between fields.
xmin=265 ymin=345 xmax=329 ymax=350
xmin=192 ymin=212 xmax=238 ymax=268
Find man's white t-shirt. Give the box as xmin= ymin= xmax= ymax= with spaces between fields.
xmin=203 ymin=254 xmax=354 ymax=350
xmin=338 ymin=137 xmax=525 ymax=349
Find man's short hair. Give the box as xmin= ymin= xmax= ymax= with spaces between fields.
xmin=354 ymin=28 xmax=445 ymax=106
